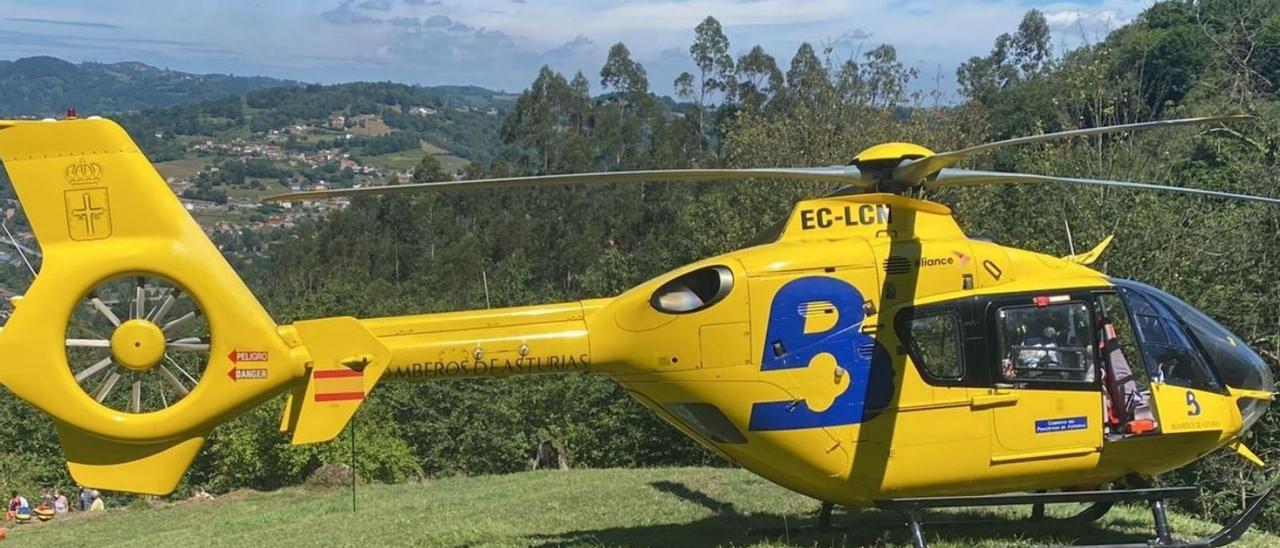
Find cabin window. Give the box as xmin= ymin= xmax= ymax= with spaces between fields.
xmin=904 ymin=312 xmax=964 ymax=380
xmin=995 ymin=302 xmax=1096 ymax=384
xmin=650 ymin=266 xmax=734 ymax=314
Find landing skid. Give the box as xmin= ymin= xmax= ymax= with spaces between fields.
xmin=747 ymin=494 xmax=1115 ymax=538
xmin=873 ymin=485 xmax=1277 ymax=548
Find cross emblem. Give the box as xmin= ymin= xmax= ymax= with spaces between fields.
xmin=64 ymin=188 xmax=112 ymax=241
xmin=73 ymin=192 xmax=105 ymax=235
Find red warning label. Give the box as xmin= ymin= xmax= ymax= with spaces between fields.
xmin=228 ymin=350 xmax=269 ymax=363
xmin=228 ymin=367 xmax=268 ymax=382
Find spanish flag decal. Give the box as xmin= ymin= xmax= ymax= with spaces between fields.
xmin=313 ymin=368 xmax=365 ymax=402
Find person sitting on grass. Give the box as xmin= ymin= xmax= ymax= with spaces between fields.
xmin=88 ymin=491 xmax=104 ymax=512
xmin=78 ymin=487 xmax=92 ymax=511
xmin=6 ymin=492 xmax=27 ymax=522
xmin=53 ymin=490 xmax=69 ymax=515
xmin=10 ymin=494 xmax=30 ymax=525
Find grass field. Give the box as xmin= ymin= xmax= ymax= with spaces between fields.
xmin=2 ymin=468 xmax=1273 ymax=547
xmin=364 ymin=144 xmax=470 ymax=173
xmin=153 ymin=156 xmax=210 ymax=181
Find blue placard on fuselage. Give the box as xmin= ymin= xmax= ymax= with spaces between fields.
xmin=1034 ymin=416 xmax=1088 ymax=434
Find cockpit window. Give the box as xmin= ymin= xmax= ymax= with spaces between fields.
xmin=1117 ymin=284 xmax=1222 ymax=393
xmin=650 ymin=265 xmax=734 ymax=314
xmin=1117 ymin=281 xmax=1272 ymax=397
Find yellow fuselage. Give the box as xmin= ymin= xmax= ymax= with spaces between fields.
xmin=353 ymin=194 xmax=1253 ymax=506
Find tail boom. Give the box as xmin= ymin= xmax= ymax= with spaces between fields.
xmin=366 ymin=301 xmax=600 ymax=382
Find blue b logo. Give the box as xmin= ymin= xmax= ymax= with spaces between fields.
xmin=748 ymin=276 xmax=892 ymax=431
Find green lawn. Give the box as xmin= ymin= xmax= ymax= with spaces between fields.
xmin=3 ymin=468 xmax=1273 ymax=547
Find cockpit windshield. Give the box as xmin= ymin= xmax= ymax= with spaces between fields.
xmin=1114 ymin=280 xmax=1275 ymax=429
xmin=1116 ymin=283 xmax=1222 ymax=393
xmin=1143 ymin=285 xmax=1273 ymax=393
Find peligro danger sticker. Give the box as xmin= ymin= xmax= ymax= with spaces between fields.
xmin=228 ymin=367 xmax=268 ymax=382
xmin=228 ymin=350 xmax=269 ymax=363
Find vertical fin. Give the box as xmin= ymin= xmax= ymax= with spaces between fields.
xmin=287 ymin=317 xmax=391 ymax=444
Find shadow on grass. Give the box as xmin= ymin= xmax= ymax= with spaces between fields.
xmin=650 ymin=480 xmax=738 ymax=516
xmin=524 ymin=482 xmax=1162 ymax=547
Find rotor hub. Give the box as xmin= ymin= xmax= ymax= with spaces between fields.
xmin=851 ymin=142 xmax=934 ymax=165
xmin=110 ymin=319 xmax=166 ymax=372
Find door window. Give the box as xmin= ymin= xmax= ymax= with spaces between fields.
xmin=995 ymin=302 xmax=1096 ymax=384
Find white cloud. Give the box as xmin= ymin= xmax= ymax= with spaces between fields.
xmin=1044 ymin=6 xmax=1134 ymax=36
xmin=0 ymin=0 xmax=1155 ymax=92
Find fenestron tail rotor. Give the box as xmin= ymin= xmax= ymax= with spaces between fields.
xmin=66 ymin=275 xmax=210 ymax=414
xmin=0 ymin=116 xmax=369 ymax=495
xmin=261 ymin=114 xmax=1278 ymax=206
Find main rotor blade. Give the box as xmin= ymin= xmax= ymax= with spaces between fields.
xmin=895 ymin=115 xmax=1253 ymax=185
xmin=262 ymin=167 xmax=867 ymax=202
xmin=926 ymin=169 xmax=1280 ymax=205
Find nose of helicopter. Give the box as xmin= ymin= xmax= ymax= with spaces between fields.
xmin=1213 ymin=335 xmax=1274 ymax=431
xmin=1116 ymin=280 xmax=1275 ymax=431
xmin=1163 ymin=297 xmax=1272 ymax=430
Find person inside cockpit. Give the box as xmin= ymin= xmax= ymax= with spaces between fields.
xmin=998 ymin=303 xmax=1093 ymax=382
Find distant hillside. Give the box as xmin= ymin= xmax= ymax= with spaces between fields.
xmin=110 ymin=80 xmax=513 ymax=165
xmin=0 ymin=56 xmax=298 ymax=116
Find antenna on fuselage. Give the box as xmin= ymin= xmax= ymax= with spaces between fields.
xmin=1064 ymin=220 xmax=1077 ymax=256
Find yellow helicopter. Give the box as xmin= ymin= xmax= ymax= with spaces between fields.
xmin=0 ymin=114 xmax=1276 ymax=545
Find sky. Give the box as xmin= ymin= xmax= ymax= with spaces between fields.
xmin=0 ymin=0 xmax=1154 ymax=99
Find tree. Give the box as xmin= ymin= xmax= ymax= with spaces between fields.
xmin=567 ymin=71 xmax=593 ymax=131
xmin=412 ymin=153 xmax=447 ymax=184
xmin=688 ymin=16 xmax=735 ymax=105
xmin=676 ymin=16 xmax=735 ymax=145
xmin=957 ymin=9 xmax=1052 ymax=102
xmin=861 ymin=44 xmax=919 ymax=109
xmin=674 ymin=72 xmax=696 ymax=101
xmin=736 ymin=45 xmax=783 ymax=110
xmin=600 ymin=42 xmax=650 ymax=99
xmin=499 ymin=66 xmax=589 ymax=173
xmin=785 ymin=42 xmax=830 ymax=107
xmin=1012 ymin=9 xmax=1051 ymax=77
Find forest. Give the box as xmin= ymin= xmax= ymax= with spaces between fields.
xmin=1 ymin=0 xmax=1279 ymax=533
xmin=0 ymin=56 xmax=294 ymax=115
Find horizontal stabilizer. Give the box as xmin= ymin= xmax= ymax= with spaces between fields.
xmin=287 ymin=317 xmax=392 ymax=444
xmin=57 ymin=423 xmax=209 ymax=496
